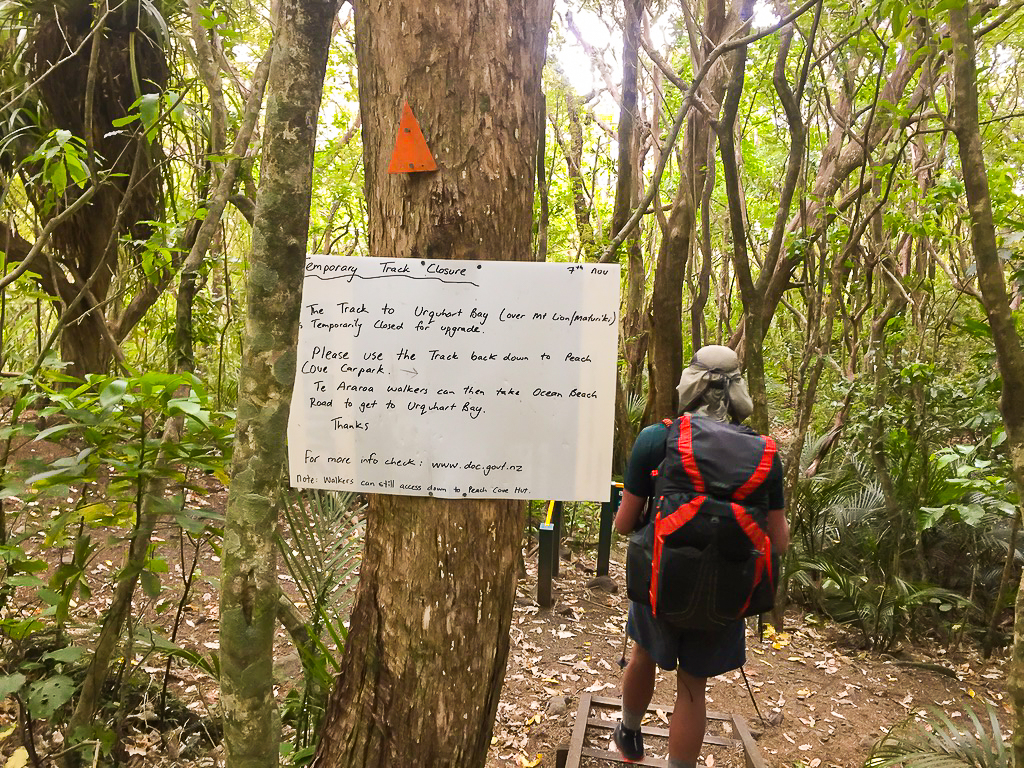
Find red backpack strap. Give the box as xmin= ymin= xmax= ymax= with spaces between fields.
xmin=676 ymin=414 xmax=705 ymax=493
xmin=650 ymin=419 xmax=675 ymax=478
xmin=733 ymin=435 xmax=777 ymax=501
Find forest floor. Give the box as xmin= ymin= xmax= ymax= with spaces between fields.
xmin=0 ymin=438 xmax=1012 ymax=768
xmin=493 ymin=547 xmax=1010 ymax=768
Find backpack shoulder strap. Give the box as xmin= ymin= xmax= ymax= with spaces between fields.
xmin=649 ymin=419 xmax=676 ymax=479
xmin=732 ymin=434 xmax=777 ymax=501
xmin=671 ymin=414 xmax=705 ymax=493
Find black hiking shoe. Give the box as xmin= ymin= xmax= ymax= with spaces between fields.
xmin=613 ymin=722 xmax=644 ymax=763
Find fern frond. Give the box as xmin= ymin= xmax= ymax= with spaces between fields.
xmin=865 ymin=703 xmax=1009 ymax=768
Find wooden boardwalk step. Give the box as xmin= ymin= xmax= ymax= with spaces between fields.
xmin=557 ymin=693 xmax=766 ymax=768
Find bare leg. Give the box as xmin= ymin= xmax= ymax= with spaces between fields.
xmin=621 ymin=644 xmax=657 ymax=727
xmin=669 ymin=667 xmax=708 ymax=763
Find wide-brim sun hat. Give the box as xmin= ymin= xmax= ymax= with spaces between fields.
xmin=675 ymin=345 xmax=754 ymax=422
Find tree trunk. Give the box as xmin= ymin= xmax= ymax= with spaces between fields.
xmin=218 ymin=2 xmax=338 ymax=767
xmin=648 ymin=0 xmax=730 ymax=420
xmin=313 ymin=2 xmax=553 ymax=766
xmin=716 ymin=0 xmax=762 ymax=429
xmin=558 ymin=90 xmax=598 ymax=261
xmin=948 ymin=4 xmax=1024 ymax=763
xmin=613 ymin=0 xmax=644 ymax=471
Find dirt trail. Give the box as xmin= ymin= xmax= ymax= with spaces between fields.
xmin=489 ymin=549 xmax=1009 ymax=768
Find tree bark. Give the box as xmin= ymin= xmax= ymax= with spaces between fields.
xmin=313 ymin=2 xmax=553 ymax=766
xmin=949 ymin=4 xmax=1024 ymax=763
xmin=613 ymin=0 xmax=645 ymax=471
xmin=218 ymin=2 xmax=338 ymax=767
xmin=556 ymin=90 xmax=598 ymax=261
xmin=716 ymin=0 xmax=762 ymax=429
xmin=648 ymin=0 xmax=731 ymax=421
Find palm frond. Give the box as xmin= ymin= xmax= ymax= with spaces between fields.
xmin=626 ymin=391 xmax=647 ymax=428
xmin=866 ymin=703 xmax=1008 ymax=768
xmin=278 ymin=489 xmax=365 ymax=628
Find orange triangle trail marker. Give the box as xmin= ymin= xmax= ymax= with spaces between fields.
xmin=388 ymin=102 xmax=438 ymax=173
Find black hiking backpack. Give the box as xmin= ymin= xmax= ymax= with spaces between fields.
xmin=626 ymin=413 xmax=780 ymax=630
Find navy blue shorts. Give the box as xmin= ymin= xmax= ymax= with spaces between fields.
xmin=627 ymin=601 xmax=745 ymax=677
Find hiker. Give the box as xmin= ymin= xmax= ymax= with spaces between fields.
xmin=612 ymin=345 xmax=789 ymax=768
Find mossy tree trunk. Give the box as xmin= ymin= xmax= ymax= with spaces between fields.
xmin=312 ymin=2 xmax=553 ymax=766
xmin=218 ymin=1 xmax=338 ymax=766
xmin=948 ymin=5 xmax=1024 ymax=764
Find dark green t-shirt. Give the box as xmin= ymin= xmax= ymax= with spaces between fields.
xmin=623 ymin=420 xmax=785 ymax=509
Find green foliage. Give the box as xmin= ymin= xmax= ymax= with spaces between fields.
xmin=22 ymin=129 xmax=90 ymax=212
xmin=0 ymin=641 xmax=79 ymax=719
xmin=866 ymin=702 xmax=1009 ymax=768
xmin=277 ymin=489 xmax=365 ymax=760
xmin=792 ymin=556 xmax=971 ymax=651
xmin=0 ymin=370 xmax=232 ymax=757
xmin=1 ymin=373 xmax=232 ymax=533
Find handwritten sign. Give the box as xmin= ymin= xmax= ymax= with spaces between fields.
xmin=287 ymin=256 xmax=620 ymax=501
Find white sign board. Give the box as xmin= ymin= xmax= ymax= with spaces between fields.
xmin=287 ymin=255 xmax=620 ymax=501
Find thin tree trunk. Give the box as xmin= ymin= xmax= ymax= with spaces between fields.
xmin=313 ymin=1 xmax=553 ymax=766
xmin=613 ymin=0 xmax=644 ymax=472
xmin=648 ymin=0 xmax=731 ymax=420
xmin=173 ymin=47 xmax=273 ymax=372
xmin=556 ymin=91 xmax=598 ymax=261
xmin=219 ymin=2 xmax=338 ymax=766
xmin=949 ymin=5 xmax=1024 ymax=760
xmin=65 ymin=420 xmax=184 ymax=753
xmin=534 ymin=89 xmax=549 ymax=262
xmin=716 ymin=0 xmax=760 ymax=427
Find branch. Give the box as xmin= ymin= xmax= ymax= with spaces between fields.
xmin=188 ymin=0 xmax=228 ymax=156
xmin=0 ymin=185 xmax=100 ymax=292
xmin=600 ymin=0 xmax=820 ymax=262
xmin=0 ymin=6 xmax=112 ymax=115
xmin=173 ymin=45 xmax=274 ymax=372
xmin=228 ymin=194 xmax=256 ymax=225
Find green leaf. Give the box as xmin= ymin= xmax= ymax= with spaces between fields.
xmin=169 ymin=398 xmax=202 ymax=417
xmin=956 ymin=503 xmax=986 ymax=526
xmin=0 ymin=673 xmax=26 ymax=699
xmin=99 ymin=379 xmax=128 ymax=407
xmin=0 ymin=618 xmax=43 ymax=640
xmin=79 ymin=502 xmax=115 ymax=525
xmin=138 ymin=93 xmax=160 ymax=129
xmin=890 ymin=1 xmax=905 ymax=35
xmin=26 ymin=675 xmax=75 ymax=718
xmin=110 ymin=114 xmax=140 ymax=128
xmin=956 ymin=317 xmax=991 ymax=339
xmin=65 ymin=153 xmax=89 ymax=187
xmin=24 ymin=467 xmax=73 ymax=487
xmin=49 ymin=163 xmax=67 ymax=196
xmin=919 ymin=506 xmax=947 ymax=530
xmin=5 ymin=574 xmax=46 ymax=588
xmin=140 ymin=570 xmax=161 ymax=598
xmin=41 ymin=646 xmax=85 ymax=664
xmin=33 ymin=422 xmax=80 ymax=442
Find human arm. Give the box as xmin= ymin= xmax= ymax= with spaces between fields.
xmin=766 ymin=508 xmax=789 ymax=553
xmin=764 ymin=453 xmax=788 ymax=552
xmin=615 ymin=423 xmax=668 ymax=535
xmin=614 ymin=489 xmax=647 ymax=534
